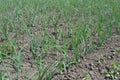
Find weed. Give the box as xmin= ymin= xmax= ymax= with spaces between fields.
xmin=105 ymin=62 xmax=120 ymax=80
xmin=82 ymin=72 xmax=90 ymax=80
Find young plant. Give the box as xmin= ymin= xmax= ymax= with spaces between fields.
xmin=105 ymin=62 xmax=120 ymax=80
xmin=80 ymin=25 xmax=88 ymax=56
xmin=1 ymin=26 xmax=8 ymax=40
xmin=52 ymin=13 xmax=61 ymax=40
xmin=82 ymin=72 xmax=90 ymax=80
xmin=97 ymin=21 xmax=104 ymax=47
xmin=37 ymin=61 xmax=58 ymax=80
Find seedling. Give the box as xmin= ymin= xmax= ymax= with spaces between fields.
xmin=105 ymin=62 xmax=120 ymax=80
xmin=82 ymin=72 xmax=90 ymax=80
xmin=0 ymin=0 xmax=120 ymax=79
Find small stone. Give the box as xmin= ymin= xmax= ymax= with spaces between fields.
xmin=111 ymin=50 xmax=115 ymax=52
xmin=107 ymin=55 xmax=113 ymax=60
xmin=89 ymin=67 xmax=94 ymax=70
xmin=105 ymin=65 xmax=110 ymax=71
xmin=84 ymin=63 xmax=94 ymax=71
xmin=99 ymin=69 xmax=106 ymax=74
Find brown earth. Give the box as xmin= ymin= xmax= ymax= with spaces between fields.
xmin=0 ymin=30 xmax=120 ymax=80
xmin=52 ymin=35 xmax=120 ymax=80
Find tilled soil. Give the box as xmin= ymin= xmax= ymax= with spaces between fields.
xmin=0 ymin=34 xmax=120 ymax=80
xmin=52 ymin=35 xmax=120 ymax=80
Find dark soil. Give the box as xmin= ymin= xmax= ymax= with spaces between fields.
xmin=0 ymin=32 xmax=120 ymax=80
xmin=52 ymin=35 xmax=120 ymax=80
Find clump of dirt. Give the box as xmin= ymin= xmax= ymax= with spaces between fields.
xmin=52 ymin=35 xmax=120 ymax=80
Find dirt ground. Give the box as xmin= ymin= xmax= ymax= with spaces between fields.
xmin=52 ymin=35 xmax=120 ymax=80
xmin=0 ymin=33 xmax=120 ymax=80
